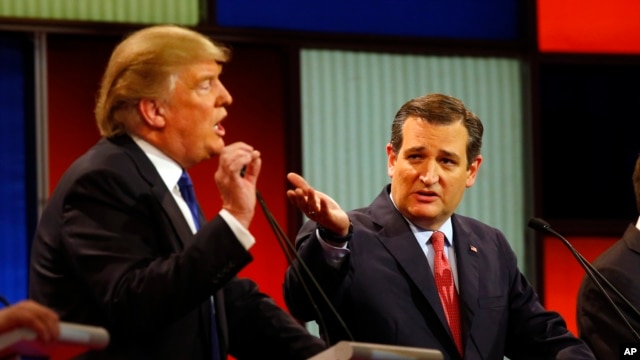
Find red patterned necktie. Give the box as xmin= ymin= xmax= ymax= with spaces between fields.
xmin=431 ymin=231 xmax=463 ymax=355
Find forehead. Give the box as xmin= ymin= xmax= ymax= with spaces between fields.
xmin=401 ymin=116 xmax=468 ymax=149
xmin=177 ymin=61 xmax=223 ymax=82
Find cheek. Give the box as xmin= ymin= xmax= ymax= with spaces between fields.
xmin=391 ymin=172 xmax=412 ymax=191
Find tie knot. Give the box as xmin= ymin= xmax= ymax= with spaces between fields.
xmin=178 ymin=170 xmax=193 ymax=189
xmin=178 ymin=171 xmax=197 ymax=208
xmin=431 ymin=231 xmax=445 ymax=252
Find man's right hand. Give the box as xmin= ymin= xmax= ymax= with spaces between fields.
xmin=0 ymin=300 xmax=60 ymax=342
xmin=215 ymin=142 xmax=261 ymax=228
xmin=286 ymin=172 xmax=350 ymax=237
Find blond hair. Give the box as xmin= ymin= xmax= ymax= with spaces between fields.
xmin=95 ymin=25 xmax=230 ymax=137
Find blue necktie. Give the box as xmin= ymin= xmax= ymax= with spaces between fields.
xmin=178 ymin=171 xmax=200 ymax=231
xmin=177 ymin=170 xmax=221 ymax=360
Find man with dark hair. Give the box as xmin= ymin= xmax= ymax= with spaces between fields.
xmin=284 ymin=93 xmax=595 ymax=359
xmin=577 ymin=154 xmax=640 ymax=359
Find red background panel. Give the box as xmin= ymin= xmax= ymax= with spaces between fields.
xmin=46 ymin=34 xmax=111 ymax=189
xmin=537 ymin=0 xmax=640 ymax=54
xmin=190 ymin=43 xmax=293 ymax=309
xmin=542 ymin=235 xmax=618 ymax=335
xmin=46 ymin=34 xmax=292 ymax=309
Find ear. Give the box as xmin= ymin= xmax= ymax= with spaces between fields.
xmin=138 ymin=99 xmax=167 ymax=129
xmin=386 ymin=143 xmax=396 ymax=178
xmin=465 ymin=154 xmax=483 ymax=188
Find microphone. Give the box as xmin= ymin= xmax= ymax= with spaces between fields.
xmin=528 ymin=217 xmax=640 ymax=342
xmin=255 ymin=191 xmax=354 ymax=345
xmin=243 ymin=165 xmax=353 ymax=343
xmin=527 ymin=217 xmax=552 ymax=232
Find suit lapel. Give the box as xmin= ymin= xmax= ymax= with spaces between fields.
xmin=623 ymin=224 xmax=640 ymax=255
xmin=110 ymin=135 xmax=194 ymax=248
xmin=107 ymin=135 xmax=220 ymax=357
xmin=368 ymin=188 xmax=451 ymax=336
xmin=368 ymin=188 xmax=482 ymax=354
xmin=450 ymin=215 xmax=480 ymax=348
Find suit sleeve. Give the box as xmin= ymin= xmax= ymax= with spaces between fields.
xmin=225 ymin=278 xmax=326 ymax=359
xmin=283 ymin=219 xmax=350 ymax=322
xmin=59 ymin=169 xmax=252 ymax=335
xmin=578 ymin=266 xmax=640 ymax=360
xmin=494 ymin=232 xmax=595 ymax=359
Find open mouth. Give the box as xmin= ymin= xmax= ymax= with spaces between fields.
xmin=214 ymin=122 xmax=225 ymax=136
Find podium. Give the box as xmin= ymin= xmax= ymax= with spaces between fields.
xmin=308 ymin=341 xmax=443 ymax=360
xmin=0 ymin=322 xmax=109 ymax=360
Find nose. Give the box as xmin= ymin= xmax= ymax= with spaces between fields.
xmin=419 ymin=163 xmax=439 ymax=185
xmin=216 ymin=82 xmax=233 ymax=106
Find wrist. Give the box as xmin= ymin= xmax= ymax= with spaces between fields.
xmin=317 ymin=221 xmax=353 ymax=245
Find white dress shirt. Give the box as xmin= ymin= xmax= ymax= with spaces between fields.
xmin=132 ymin=135 xmax=255 ymax=250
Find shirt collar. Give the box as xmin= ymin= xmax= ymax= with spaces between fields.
xmin=389 ymin=192 xmax=454 ymax=246
xmin=130 ymin=134 xmax=183 ymax=191
xmin=413 ymin=218 xmax=454 ymax=247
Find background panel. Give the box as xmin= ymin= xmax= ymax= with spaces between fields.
xmin=538 ymin=0 xmax=640 ymax=54
xmin=538 ymin=62 xmax=640 ymax=225
xmin=0 ymin=0 xmax=199 ymax=25
xmin=217 ymin=0 xmax=522 ymax=40
xmin=0 ymin=32 xmax=34 ymax=303
xmin=300 ymin=49 xmax=528 ymax=271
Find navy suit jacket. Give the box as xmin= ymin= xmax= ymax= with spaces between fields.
xmin=284 ymin=185 xmax=594 ymax=360
xmin=577 ymin=223 xmax=640 ymax=360
xmin=29 ymin=135 xmax=324 ymax=359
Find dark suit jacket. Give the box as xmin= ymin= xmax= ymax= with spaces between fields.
xmin=577 ymin=223 xmax=640 ymax=360
xmin=29 ymin=135 xmax=324 ymax=359
xmin=284 ymin=185 xmax=594 ymax=360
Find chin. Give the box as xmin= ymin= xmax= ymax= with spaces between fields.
xmin=209 ymin=141 xmax=225 ymax=154
xmin=410 ymin=207 xmax=439 ymax=220
xmin=208 ymin=149 xmax=222 ymax=158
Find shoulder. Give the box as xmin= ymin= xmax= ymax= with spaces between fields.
xmin=52 ymin=136 xmax=153 ymax=200
xmin=64 ymin=136 xmax=140 ymax=175
xmin=451 ymin=214 xmax=515 ymax=261
xmin=452 ymin=214 xmax=505 ymax=237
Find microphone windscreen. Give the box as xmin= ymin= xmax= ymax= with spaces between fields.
xmin=528 ymin=217 xmax=551 ymax=231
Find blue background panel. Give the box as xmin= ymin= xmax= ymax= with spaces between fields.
xmin=0 ymin=33 xmax=29 ymax=304
xmin=216 ymin=0 xmax=521 ymax=40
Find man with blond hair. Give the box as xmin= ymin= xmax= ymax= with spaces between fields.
xmin=29 ymin=25 xmax=325 ymax=359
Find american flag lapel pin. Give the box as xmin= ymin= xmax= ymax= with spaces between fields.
xmin=469 ymin=245 xmax=478 ymax=253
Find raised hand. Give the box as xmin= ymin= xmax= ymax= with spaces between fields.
xmin=215 ymin=142 xmax=262 ymax=228
xmin=286 ymin=172 xmax=350 ymax=236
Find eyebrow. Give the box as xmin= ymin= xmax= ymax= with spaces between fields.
xmin=404 ymin=145 xmax=461 ymax=159
xmin=404 ymin=146 xmax=426 ymax=153
xmin=197 ymin=75 xmax=215 ymax=82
